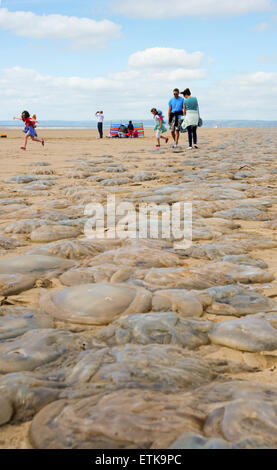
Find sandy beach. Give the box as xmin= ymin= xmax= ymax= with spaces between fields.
xmin=1 ymin=126 xmax=277 ymax=449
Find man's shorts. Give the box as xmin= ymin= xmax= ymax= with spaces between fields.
xmin=170 ymin=118 xmax=183 ymax=132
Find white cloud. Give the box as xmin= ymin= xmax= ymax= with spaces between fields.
xmin=252 ymin=21 xmax=270 ymax=31
xmin=0 ymin=66 xmax=124 ymax=93
xmin=227 ymin=71 xmax=277 ymax=86
xmin=1 ymin=57 xmax=276 ymax=121
xmin=108 ymin=70 xmax=141 ymax=81
xmin=200 ymin=71 xmax=277 ymax=119
xmin=0 ymin=8 xmax=121 ymax=50
xmin=252 ymin=14 xmax=277 ymax=32
xmin=207 ymin=57 xmax=216 ymax=65
xmin=0 ymin=46 xmax=207 ymax=119
xmin=258 ymin=53 xmax=277 ymax=63
xmin=0 ymin=56 xmax=208 ymax=120
xmin=151 ymin=69 xmax=208 ymax=81
xmin=112 ymin=0 xmax=272 ymax=18
xmin=128 ymin=48 xmax=203 ymax=69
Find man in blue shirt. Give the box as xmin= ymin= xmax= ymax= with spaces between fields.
xmin=168 ymin=88 xmax=185 ymax=148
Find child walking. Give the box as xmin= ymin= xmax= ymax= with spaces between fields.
xmin=13 ymin=111 xmax=44 ymax=150
xmin=151 ymin=108 xmax=169 ymax=147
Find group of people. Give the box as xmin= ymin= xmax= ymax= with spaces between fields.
xmin=96 ymin=87 xmax=200 ymax=149
xmin=111 ymin=121 xmax=139 ymax=139
xmin=95 ymin=112 xmax=139 ymax=139
xmin=152 ymin=88 xmax=200 ymax=149
xmin=13 ymin=87 xmax=199 ymax=150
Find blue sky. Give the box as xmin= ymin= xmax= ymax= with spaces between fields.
xmin=0 ymin=0 xmax=277 ymax=120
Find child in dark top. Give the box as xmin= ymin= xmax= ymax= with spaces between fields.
xmin=13 ymin=111 xmax=44 ymax=150
xmin=128 ymin=121 xmax=134 ymax=137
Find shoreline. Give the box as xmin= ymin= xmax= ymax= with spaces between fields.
xmin=1 ymin=126 xmax=277 ymax=130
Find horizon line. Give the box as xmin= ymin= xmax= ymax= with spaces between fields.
xmin=1 ymin=119 xmax=277 ymax=123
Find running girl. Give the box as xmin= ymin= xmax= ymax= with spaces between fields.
xmin=151 ymin=108 xmax=168 ymax=148
xmin=13 ymin=111 xmax=44 ymax=150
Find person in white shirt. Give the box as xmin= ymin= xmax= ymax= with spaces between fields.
xmin=95 ymin=111 xmax=104 ymax=139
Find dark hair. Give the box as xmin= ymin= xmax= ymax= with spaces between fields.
xmin=129 ymin=120 xmax=132 ymax=123
xmin=182 ymin=88 xmax=191 ymax=96
xmin=173 ymin=88 xmax=179 ymax=93
xmin=21 ymin=110 xmax=30 ymax=119
xmin=151 ymin=108 xmax=158 ymax=114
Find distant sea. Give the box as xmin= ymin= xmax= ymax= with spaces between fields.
xmin=1 ymin=120 xmax=277 ymax=129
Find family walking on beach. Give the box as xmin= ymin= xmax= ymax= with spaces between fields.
xmin=12 ymin=86 xmax=200 ymax=150
xmin=152 ymin=88 xmax=200 ymax=149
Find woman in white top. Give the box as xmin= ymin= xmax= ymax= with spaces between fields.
xmin=95 ymin=111 xmax=104 ymax=139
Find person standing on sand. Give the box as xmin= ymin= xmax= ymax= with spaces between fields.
xmin=181 ymin=88 xmax=199 ymax=149
xmin=13 ymin=111 xmax=44 ymax=150
xmin=95 ymin=111 xmax=104 ymax=139
xmin=168 ymin=88 xmax=185 ymax=148
xmin=127 ymin=121 xmax=134 ymax=137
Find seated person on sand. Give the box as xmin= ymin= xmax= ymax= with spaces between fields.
xmin=107 ymin=132 xmax=119 ymax=138
xmin=118 ymin=124 xmax=128 ymax=138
